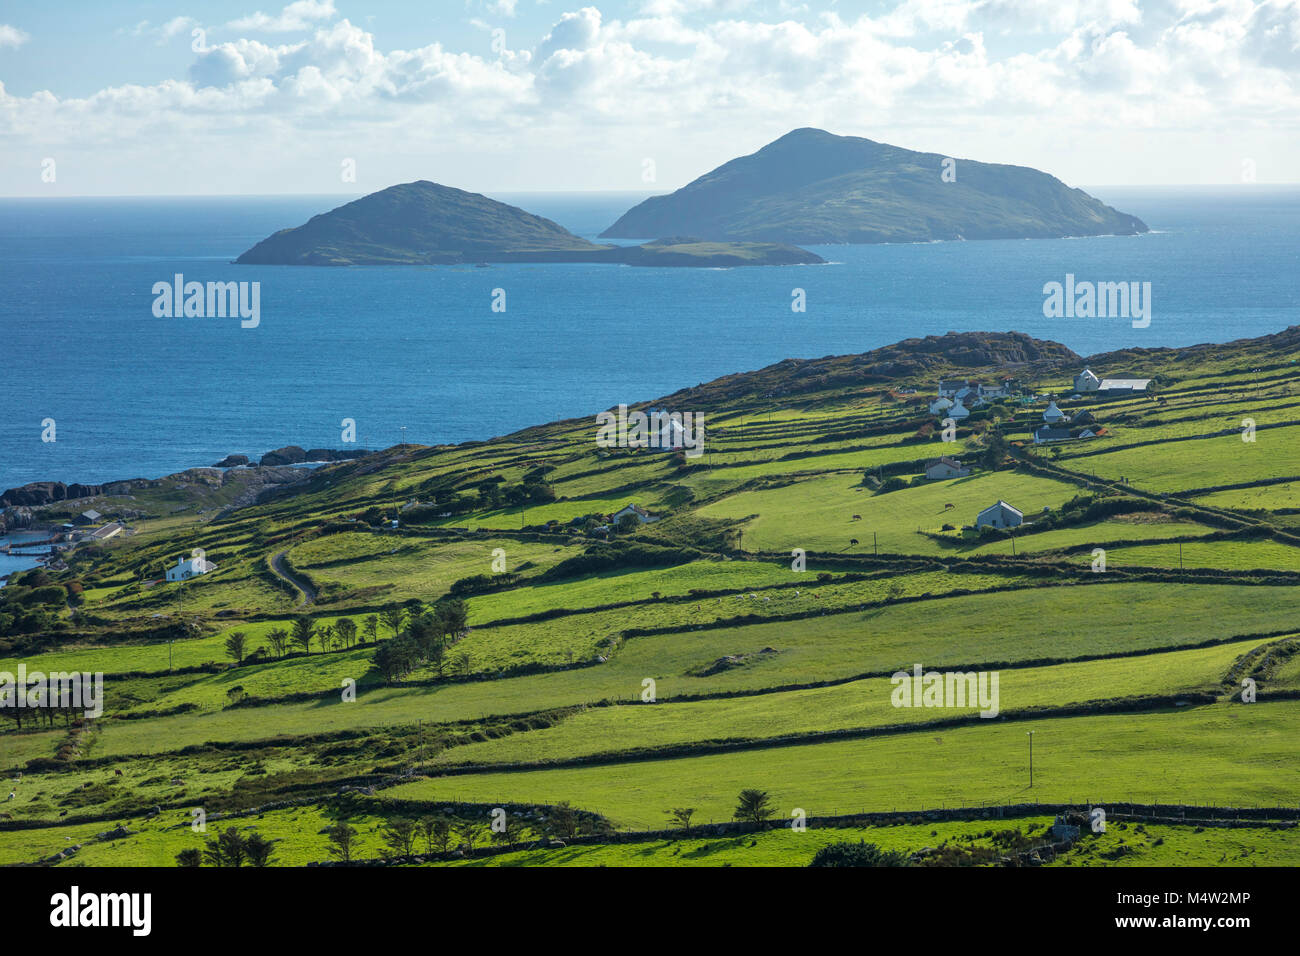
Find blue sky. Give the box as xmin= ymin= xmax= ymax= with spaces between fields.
xmin=1 ymin=0 xmax=1297 ymax=195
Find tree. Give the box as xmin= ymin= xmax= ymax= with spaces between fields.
xmin=543 ymin=801 xmax=579 ymax=840
xmin=327 ymin=823 xmax=358 ymax=863
xmin=455 ymin=822 xmax=479 ymax=856
xmin=380 ymin=818 xmax=418 ymax=859
xmin=380 ymin=607 xmax=405 ymax=639
xmin=244 ymin=831 xmax=278 ymax=867
xmin=616 ymin=513 xmax=640 ymax=535
xmin=175 ymin=848 xmax=203 ymax=867
xmin=433 ymin=598 xmax=468 ymax=639
xmin=452 ymin=652 xmax=472 ymax=678
xmin=428 ymin=818 xmax=455 ymax=854
xmin=203 ymin=827 xmax=248 ymax=867
xmin=733 ymin=789 xmax=775 ymax=825
xmin=373 ymin=638 xmax=416 ymax=683
xmin=666 ymin=807 xmax=695 ymax=832
xmin=318 ymin=623 xmax=336 ymax=652
xmin=224 ymin=631 xmax=247 ymax=664
xmin=291 ymin=615 xmax=315 ymax=655
xmin=418 ymin=817 xmax=455 ymax=855
xmin=363 ymin=615 xmax=379 ymax=644
xmin=335 ymin=617 xmax=358 ymax=649
xmin=266 ymin=627 xmax=289 ymax=658
xmin=426 ymin=631 xmax=450 ymax=677
xmin=808 ymin=841 xmax=910 ymax=867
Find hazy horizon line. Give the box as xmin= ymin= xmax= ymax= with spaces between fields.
xmin=4 ymin=183 xmax=1300 ymax=201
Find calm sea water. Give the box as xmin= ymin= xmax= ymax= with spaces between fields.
xmin=1 ymin=186 xmax=1297 ymax=490
xmin=0 ymin=531 xmax=52 ymax=583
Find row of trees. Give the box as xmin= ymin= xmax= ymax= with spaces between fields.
xmin=224 ymin=600 xmax=463 ymax=664
xmin=371 ymin=598 xmax=470 ymax=683
xmin=175 ymin=827 xmax=277 ymax=867
xmin=326 ymin=802 xmax=593 ymax=862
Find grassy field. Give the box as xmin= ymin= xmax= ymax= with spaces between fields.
xmin=7 ymin=328 xmax=1300 ymax=867
xmin=386 ymin=700 xmax=1300 ymax=829
xmin=693 ymin=470 xmax=1084 ymax=554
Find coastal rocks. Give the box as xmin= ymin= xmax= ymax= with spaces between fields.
xmin=0 ymin=478 xmax=152 ymax=508
xmin=260 ymin=446 xmax=309 ymax=466
xmin=213 ymin=454 xmax=251 ymax=468
xmin=0 ymin=507 xmax=35 ymax=531
xmin=259 ymin=446 xmax=368 ymax=466
xmin=1 ymin=481 xmax=94 ymax=507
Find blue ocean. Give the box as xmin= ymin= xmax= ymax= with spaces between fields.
xmin=1 ymin=186 xmax=1297 ymax=491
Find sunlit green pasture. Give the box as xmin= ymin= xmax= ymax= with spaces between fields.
xmin=388 ymin=700 xmax=1300 ymax=829
xmin=694 ymin=470 xmax=1086 ymax=554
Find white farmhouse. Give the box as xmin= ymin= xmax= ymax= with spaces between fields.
xmin=1042 ymin=401 xmax=1067 ymax=423
xmin=947 ymin=398 xmax=971 ymax=420
xmin=976 ymin=500 xmax=1024 ymax=529
xmin=925 ymin=456 xmax=970 ymax=480
xmin=612 ymin=504 xmax=660 ymax=525
xmin=929 ymin=397 xmax=954 ymax=415
xmin=166 ymin=554 xmax=217 ymax=582
xmin=1074 ymin=369 xmax=1101 ymax=392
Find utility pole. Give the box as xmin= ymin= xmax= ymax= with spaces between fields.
xmin=1179 ymin=541 xmax=1183 ymax=571
xmin=1027 ymin=730 xmax=1034 ymax=789
xmin=873 ymin=531 xmax=877 ymax=556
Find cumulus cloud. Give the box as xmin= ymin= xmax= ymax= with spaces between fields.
xmin=2 ymin=1 xmax=1297 ymax=190
xmin=0 ymin=24 xmax=29 ymax=48
xmin=227 ymin=0 xmax=338 ymax=33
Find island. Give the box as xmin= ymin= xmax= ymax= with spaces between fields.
xmin=235 ymin=181 xmax=823 ymax=268
xmin=600 ymin=127 xmax=1149 ymax=244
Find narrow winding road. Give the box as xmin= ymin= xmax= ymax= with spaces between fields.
xmin=271 ymin=550 xmax=317 ymax=606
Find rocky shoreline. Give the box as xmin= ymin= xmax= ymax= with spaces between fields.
xmin=0 ymin=445 xmax=370 ymax=519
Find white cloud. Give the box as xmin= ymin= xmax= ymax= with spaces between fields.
xmin=2 ymin=1 xmax=1297 ymax=191
xmin=227 ymin=0 xmax=338 ymax=33
xmin=0 ymin=24 xmax=30 ymax=48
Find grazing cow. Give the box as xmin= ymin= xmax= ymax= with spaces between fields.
xmin=944 ymin=503 xmax=955 ymax=510
xmin=851 ymin=514 xmax=862 ymax=521
xmin=850 ymin=539 xmax=859 ymax=547
xmin=114 ymin=769 xmax=123 ymax=776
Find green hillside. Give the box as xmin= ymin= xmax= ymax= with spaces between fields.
xmin=5 ymin=326 xmax=1300 ymax=867
xmin=234 ymin=181 xmax=822 ymax=267
xmin=601 ymin=128 xmax=1148 ymax=243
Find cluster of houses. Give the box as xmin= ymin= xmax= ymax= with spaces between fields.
xmin=931 ymin=368 xmax=1150 ymax=447
xmin=919 ymin=367 xmax=1152 ymax=535
xmin=929 ymin=377 xmax=1022 ymax=420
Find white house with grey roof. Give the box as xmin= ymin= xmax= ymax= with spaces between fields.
xmin=1042 ymin=401 xmax=1067 ymax=423
xmin=166 ymin=554 xmax=217 ymax=582
xmin=926 ymin=456 xmax=970 ymax=480
xmin=976 ymin=500 xmax=1024 ymax=529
